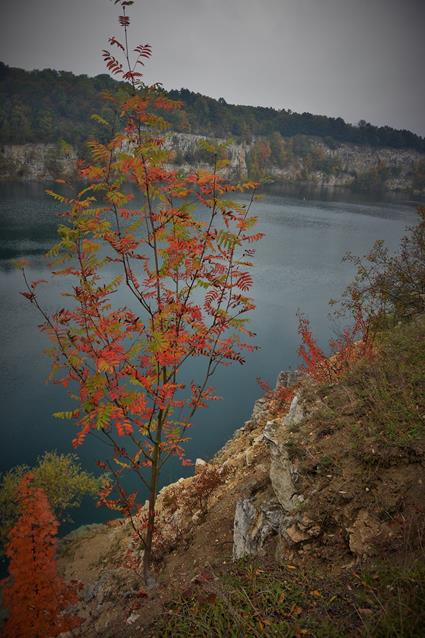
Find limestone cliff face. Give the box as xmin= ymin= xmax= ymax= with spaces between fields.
xmin=163 ymin=132 xmax=248 ymax=181
xmin=266 ymin=140 xmax=425 ymax=193
xmin=1 ymin=135 xmax=424 ymax=195
xmin=164 ymin=133 xmax=425 ymax=194
xmin=0 ymin=143 xmax=78 ymax=181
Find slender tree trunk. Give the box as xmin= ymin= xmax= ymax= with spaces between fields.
xmin=143 ymin=410 xmax=163 ymax=584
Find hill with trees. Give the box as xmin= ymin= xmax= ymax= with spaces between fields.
xmin=1 ymin=61 xmax=425 ymax=153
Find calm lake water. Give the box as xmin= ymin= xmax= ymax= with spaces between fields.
xmin=0 ymin=181 xmax=419 ymax=530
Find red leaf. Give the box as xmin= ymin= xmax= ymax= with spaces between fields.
xmin=119 ymin=15 xmax=130 ymax=27
xmin=20 ymin=291 xmax=35 ymax=300
xmin=108 ymin=36 xmax=125 ymax=51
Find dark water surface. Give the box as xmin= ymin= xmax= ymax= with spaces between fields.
xmin=0 ymin=182 xmax=419 ymax=530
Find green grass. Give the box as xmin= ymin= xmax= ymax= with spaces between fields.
xmin=152 ymin=562 xmax=355 ymax=637
xmin=359 ymin=560 xmax=425 ymax=638
xmin=358 ymin=320 xmax=423 ymax=440
xmin=152 ymin=558 xmax=425 ymax=637
xmin=311 ymin=318 xmax=425 ymax=451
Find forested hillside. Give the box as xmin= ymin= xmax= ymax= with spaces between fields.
xmin=1 ymin=61 xmax=425 ymax=153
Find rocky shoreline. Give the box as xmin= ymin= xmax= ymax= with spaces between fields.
xmin=1 ymin=134 xmax=425 ymax=196
xmin=50 ymin=350 xmax=425 ymax=636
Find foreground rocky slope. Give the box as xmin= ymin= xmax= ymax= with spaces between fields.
xmin=56 ymin=317 xmax=425 ymax=637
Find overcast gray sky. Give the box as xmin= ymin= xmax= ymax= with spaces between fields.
xmin=1 ymin=0 xmax=424 ymax=135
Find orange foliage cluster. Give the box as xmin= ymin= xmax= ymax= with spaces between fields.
xmin=2 ymin=475 xmax=81 ymax=638
xmin=256 ymin=376 xmax=296 ymax=416
xmin=297 ymin=311 xmax=373 ymax=384
xmin=257 ymin=310 xmax=373 ymax=416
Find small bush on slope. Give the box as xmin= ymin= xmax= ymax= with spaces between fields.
xmin=2 ymin=475 xmax=81 ymax=638
xmin=0 ymin=451 xmax=106 ymax=553
xmin=335 ymin=206 xmax=425 ymax=328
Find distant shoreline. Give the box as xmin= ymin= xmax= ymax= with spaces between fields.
xmin=1 ymin=138 xmax=425 ymax=201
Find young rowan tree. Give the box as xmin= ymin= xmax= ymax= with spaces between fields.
xmin=21 ymin=0 xmax=262 ymax=582
xmin=2 ymin=474 xmax=80 ymax=638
